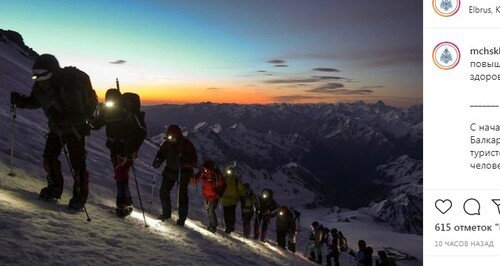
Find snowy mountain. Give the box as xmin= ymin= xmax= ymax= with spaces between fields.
xmin=364 ymin=155 xmax=423 ymax=234
xmin=0 ymin=30 xmax=422 ymax=265
xmin=143 ymin=100 xmax=422 ymax=210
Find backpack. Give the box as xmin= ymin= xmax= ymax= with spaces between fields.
xmin=59 ymin=67 xmax=98 ymax=122
xmin=339 ymin=235 xmax=348 ymax=252
xmin=321 ymin=226 xmax=330 ymax=244
xmin=121 ymin=92 xmax=141 ymax=114
xmin=215 ymin=168 xmax=227 ymax=197
xmin=119 ymin=92 xmax=147 ymax=154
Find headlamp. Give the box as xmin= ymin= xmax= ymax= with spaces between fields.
xmin=32 ymin=69 xmax=52 ymax=82
xmin=105 ymin=101 xmax=114 ymax=108
xmin=279 ymin=211 xmax=283 ymax=216
xmin=227 ymin=169 xmax=232 ymax=175
xmin=167 ymin=135 xmax=173 ymax=141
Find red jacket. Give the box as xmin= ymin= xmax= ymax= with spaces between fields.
xmin=193 ymin=165 xmax=226 ymax=202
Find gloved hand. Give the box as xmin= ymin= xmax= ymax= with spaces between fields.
xmin=10 ymin=92 xmax=22 ymax=105
xmin=126 ymin=152 xmax=137 ymax=160
xmin=152 ymin=157 xmax=162 ymax=168
xmin=47 ymin=106 xmax=62 ymax=124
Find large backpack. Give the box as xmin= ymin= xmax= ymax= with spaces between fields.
xmin=339 ymin=235 xmax=348 ymax=252
xmin=59 ymin=67 xmax=98 ymax=123
xmin=120 ymin=92 xmax=147 ymax=154
xmin=321 ymin=226 xmax=330 ymax=244
xmin=121 ymin=92 xmax=141 ymax=114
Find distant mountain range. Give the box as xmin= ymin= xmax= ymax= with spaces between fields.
xmin=144 ymin=101 xmax=422 ymax=204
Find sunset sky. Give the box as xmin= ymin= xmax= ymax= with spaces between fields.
xmin=1 ymin=0 xmax=422 ymax=107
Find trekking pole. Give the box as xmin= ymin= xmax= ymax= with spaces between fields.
xmin=219 ymin=204 xmax=225 ymax=229
xmin=8 ymin=105 xmax=17 ymax=177
xmin=148 ymin=171 xmax=157 ymax=212
xmin=131 ymin=163 xmax=148 ymax=227
xmin=304 ymin=240 xmax=311 ymax=257
xmin=58 ymin=132 xmax=91 ymax=222
xmin=177 ymin=165 xmax=181 ymax=210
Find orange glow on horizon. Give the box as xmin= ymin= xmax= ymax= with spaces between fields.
xmin=94 ymin=84 xmax=422 ymax=107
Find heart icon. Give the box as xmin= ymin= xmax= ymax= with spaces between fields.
xmin=435 ymin=199 xmax=452 ymax=214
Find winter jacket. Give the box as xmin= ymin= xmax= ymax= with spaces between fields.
xmin=241 ymin=188 xmax=259 ymax=214
xmin=15 ymin=67 xmax=97 ymax=136
xmin=221 ymin=173 xmax=245 ymax=207
xmin=330 ymin=234 xmax=341 ymax=254
xmin=193 ymin=166 xmax=225 ymax=202
xmin=152 ymin=126 xmax=197 ymax=180
xmin=356 ymin=249 xmax=372 ymax=266
xmin=313 ymin=226 xmax=324 ymax=245
xmin=275 ymin=207 xmax=296 ymax=232
xmin=258 ymin=195 xmax=278 ymax=219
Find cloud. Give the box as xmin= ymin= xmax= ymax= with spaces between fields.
xmin=312 ymin=67 xmax=340 ymax=72
xmin=257 ymin=70 xmax=267 ymax=73
xmin=359 ymin=85 xmax=384 ymax=89
xmin=268 ymin=59 xmax=286 ymax=64
xmin=271 ymin=95 xmax=326 ymax=102
xmin=109 ymin=60 xmax=126 ymax=64
xmin=307 ymin=83 xmax=373 ymax=95
xmin=274 ymin=64 xmax=288 ymax=67
xmin=207 ymin=87 xmax=222 ymax=90
xmin=312 ymin=76 xmax=345 ymax=80
xmin=264 ymin=78 xmax=320 ymax=84
xmin=308 ymin=83 xmax=344 ymax=92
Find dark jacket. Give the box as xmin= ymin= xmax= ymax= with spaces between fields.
xmin=276 ymin=206 xmax=295 ymax=232
xmin=241 ymin=188 xmax=259 ymax=214
xmin=153 ymin=126 xmax=197 ymax=180
xmin=259 ymin=189 xmax=279 ymax=220
xmin=16 ymin=67 xmax=97 ymax=136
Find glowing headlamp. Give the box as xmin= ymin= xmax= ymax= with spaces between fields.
xmin=32 ymin=69 xmax=52 ymax=82
xmin=105 ymin=101 xmax=114 ymax=108
xmin=279 ymin=211 xmax=283 ymax=216
xmin=226 ymin=169 xmax=232 ymax=175
xmin=263 ymin=194 xmax=268 ymax=199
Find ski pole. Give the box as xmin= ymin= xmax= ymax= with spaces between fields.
xmin=219 ymin=204 xmax=225 ymax=229
xmin=131 ymin=163 xmax=148 ymax=227
xmin=8 ymin=105 xmax=17 ymax=177
xmin=177 ymin=165 xmax=181 ymax=210
xmin=58 ymin=132 xmax=91 ymax=222
xmin=304 ymin=240 xmax=311 ymax=257
xmin=148 ymin=171 xmax=157 ymax=212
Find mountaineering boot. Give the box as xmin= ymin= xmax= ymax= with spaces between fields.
xmin=38 ymin=187 xmax=62 ymax=201
xmin=68 ymin=196 xmax=86 ymax=211
xmin=115 ymin=196 xmax=133 ymax=217
xmin=308 ymin=252 xmax=316 ymax=261
xmin=40 ymin=159 xmax=64 ymax=200
xmin=116 ymin=205 xmax=133 ymax=217
xmin=176 ymin=219 xmax=185 ymax=226
xmin=158 ymin=213 xmax=171 ymax=221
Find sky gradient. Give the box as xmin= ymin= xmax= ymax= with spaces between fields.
xmin=1 ymin=0 xmax=422 ymax=107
